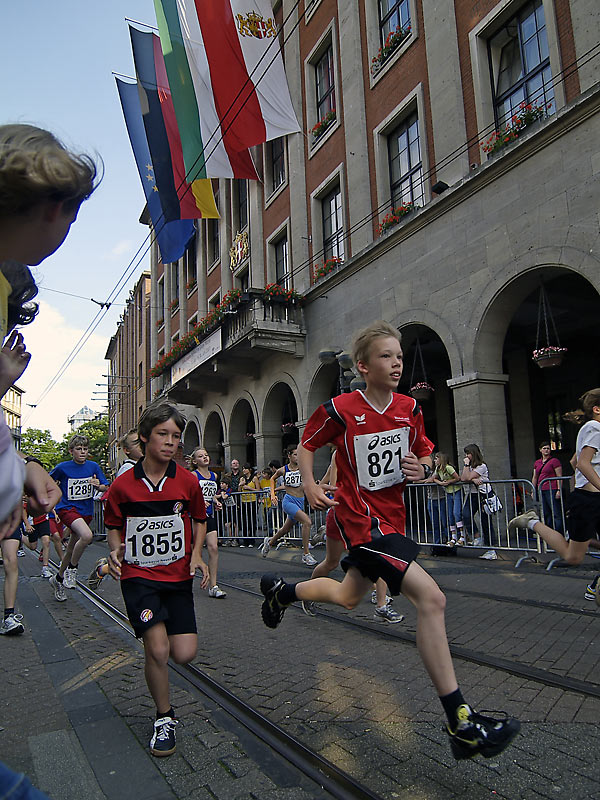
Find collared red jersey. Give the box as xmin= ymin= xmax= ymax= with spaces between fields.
xmin=104 ymin=459 xmax=206 ymax=583
xmin=192 ymin=469 xmax=219 ymax=515
xmin=301 ymin=390 xmax=434 ymax=547
xmin=50 ymin=459 xmax=109 ymax=516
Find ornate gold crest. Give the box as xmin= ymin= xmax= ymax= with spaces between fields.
xmin=236 ymin=11 xmax=276 ymax=39
xmin=229 ymin=230 xmax=249 ymax=271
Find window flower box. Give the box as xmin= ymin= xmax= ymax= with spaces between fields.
xmin=371 ymin=24 xmax=411 ymax=76
xmin=311 ymin=109 xmax=336 ymax=141
xmin=263 ymin=284 xmax=303 ymax=304
xmin=481 ymin=102 xmax=549 ymax=157
xmin=410 ymin=381 xmax=434 ymax=401
xmin=532 ymin=346 xmax=567 ymax=368
xmin=156 ymin=318 xmax=164 ymax=329
xmin=376 ymin=202 xmax=417 ymax=236
xmin=312 ymin=256 xmax=342 ymax=283
xmin=169 ymin=298 xmax=179 ymax=313
xmin=186 ymin=279 xmax=197 ymax=294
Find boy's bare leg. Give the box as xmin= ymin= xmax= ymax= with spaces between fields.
xmin=269 ymin=516 xmax=293 ymax=546
xmin=143 ymin=623 xmax=172 ymax=714
xmin=400 ymin=560 xmax=457 ymax=697
xmin=295 ymin=567 xmax=372 ymax=609
xmin=1 ymin=540 xmax=19 ymax=610
xmin=311 ymin=537 xmax=345 ymax=578
xmin=205 ymin=532 xmax=219 ymax=587
xmin=65 ymin=518 xmax=93 ymax=567
xmin=530 ymin=519 xmax=588 ymax=564
xmin=375 ymin=579 xmax=389 ymax=607
xmin=296 ymin=510 xmax=313 ymax=555
xmin=52 ymin=533 xmax=64 ymax=561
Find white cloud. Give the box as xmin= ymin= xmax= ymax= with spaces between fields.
xmin=17 ymin=301 xmax=110 ymax=441
xmin=109 ymin=239 xmax=134 ymax=258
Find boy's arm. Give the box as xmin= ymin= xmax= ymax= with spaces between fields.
xmin=190 ymin=520 xmax=209 ymax=587
xmin=107 ymin=528 xmax=124 ymax=579
xmin=24 ymin=462 xmax=62 ymax=515
xmin=298 ymin=444 xmax=337 ymax=510
xmin=576 ymin=446 xmax=600 ymax=492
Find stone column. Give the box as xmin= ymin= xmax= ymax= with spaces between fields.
xmin=447 ymin=372 xmax=511 ymax=479
xmin=505 ymin=350 xmax=535 ymax=478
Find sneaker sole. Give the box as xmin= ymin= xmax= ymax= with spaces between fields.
xmin=373 ymin=614 xmax=404 ymax=624
xmin=260 ymin=574 xmax=286 ymax=629
xmin=0 ymin=626 xmax=24 ymax=636
xmin=450 ymin=719 xmax=521 ymax=760
xmin=150 ymin=745 xmax=176 ymax=757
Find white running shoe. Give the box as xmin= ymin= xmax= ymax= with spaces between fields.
xmin=0 ymin=613 xmax=24 ymax=635
xmin=374 ymin=606 xmax=404 ymax=624
xmin=63 ymin=567 xmax=78 ymax=588
xmin=41 ymin=566 xmax=52 ymax=579
xmin=17 ymin=549 xmax=26 ymax=557
xmin=261 ymin=536 xmax=271 ymax=558
xmin=370 ymin=590 xmax=392 ymax=605
xmin=301 ymin=600 xmax=317 ymax=617
xmin=302 ymin=553 xmax=317 ymax=567
xmin=208 ymin=585 xmax=226 ymax=598
xmin=49 ymin=575 xmax=67 ymax=602
xmin=480 ymin=550 xmax=498 ymax=560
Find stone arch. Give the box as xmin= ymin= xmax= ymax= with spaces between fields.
xmin=307 ymin=362 xmax=339 ymax=417
xmin=262 ymin=379 xmax=301 ymax=466
xmin=229 ymin=396 xmax=258 ymax=467
xmin=203 ymin=409 xmax=225 ymax=472
xmin=183 ymin=419 xmax=200 ymax=454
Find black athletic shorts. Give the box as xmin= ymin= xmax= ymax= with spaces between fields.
xmin=121 ymin=577 xmax=196 ymax=638
xmin=341 ymin=532 xmax=420 ymax=595
xmin=206 ymin=515 xmax=217 ymax=534
xmin=29 ymin=519 xmax=51 ymax=543
xmin=565 ymin=490 xmax=600 ymax=542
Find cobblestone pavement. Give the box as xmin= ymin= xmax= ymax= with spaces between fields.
xmin=3 ymin=543 xmax=599 ymax=800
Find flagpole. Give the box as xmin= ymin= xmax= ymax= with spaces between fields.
xmin=124 ymin=17 xmax=158 ymax=31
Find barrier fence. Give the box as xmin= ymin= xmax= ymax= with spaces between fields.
xmin=90 ymin=476 xmax=574 ymax=564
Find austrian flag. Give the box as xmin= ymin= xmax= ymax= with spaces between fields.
xmin=154 ymin=0 xmax=300 ymax=180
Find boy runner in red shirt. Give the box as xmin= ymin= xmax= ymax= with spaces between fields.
xmin=104 ymin=402 xmax=209 ymax=757
xmin=260 ymin=321 xmax=520 ymax=761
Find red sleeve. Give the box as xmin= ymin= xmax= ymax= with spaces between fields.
xmin=103 ymin=480 xmax=124 ymax=530
xmin=301 ymin=402 xmax=345 ymax=452
xmin=411 ymin=409 xmax=435 ymax=459
xmin=187 ymin=473 xmax=207 ymax=521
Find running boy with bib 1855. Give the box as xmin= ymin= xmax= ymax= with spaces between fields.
xmin=260 ymin=320 xmax=520 ymax=761
xmin=49 ymin=434 xmax=109 ymax=600
xmin=104 ymin=402 xmax=209 ymax=757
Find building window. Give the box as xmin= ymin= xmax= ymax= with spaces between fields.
xmin=138 ymin=362 xmax=143 ymax=388
xmin=157 ymin=278 xmax=165 ymax=316
xmin=236 ymin=180 xmax=248 ymax=231
xmin=271 ymin=138 xmax=286 ymax=193
xmin=388 ymin=111 xmax=423 ymax=208
xmin=315 ymin=45 xmax=335 ymax=122
xmin=209 ymin=292 xmax=220 ymax=310
xmin=171 ymin=263 xmax=179 ymax=301
xmin=238 ymin=269 xmax=249 ymax=293
xmin=322 ymin=185 xmax=344 ymax=261
xmin=379 ymin=0 xmax=410 ymax=45
xmin=208 ymin=219 xmax=220 ymax=265
xmin=274 ymin=236 xmax=288 ymax=286
xmin=185 ymin=235 xmax=197 ymax=289
xmin=488 ymin=0 xmax=555 ymax=129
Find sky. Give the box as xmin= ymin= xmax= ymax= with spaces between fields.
xmin=2 ymin=0 xmax=159 ymax=439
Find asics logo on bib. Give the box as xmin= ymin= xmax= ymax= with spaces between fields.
xmin=368 ymin=431 xmax=405 ymax=450
xmin=136 ymin=518 xmax=175 ymax=532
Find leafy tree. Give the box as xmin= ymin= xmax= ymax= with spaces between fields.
xmin=59 ymin=416 xmax=109 ymax=473
xmin=19 ymin=428 xmax=63 ymax=470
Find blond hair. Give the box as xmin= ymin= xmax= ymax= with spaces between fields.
xmin=352 ymin=320 xmax=401 ymax=366
xmin=0 ymin=124 xmax=98 ymax=217
xmin=68 ymin=434 xmax=89 ymax=450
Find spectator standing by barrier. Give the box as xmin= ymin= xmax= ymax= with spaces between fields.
xmin=531 ymin=442 xmax=563 ymax=533
xmin=432 ymin=453 xmax=464 ymax=546
xmin=460 ymin=444 xmax=497 ymax=560
xmin=239 ymin=464 xmax=260 ymax=547
xmin=423 ymin=454 xmax=448 ymax=545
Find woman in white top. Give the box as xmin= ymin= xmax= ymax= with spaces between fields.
xmin=460 ymin=444 xmax=497 ymax=560
xmin=509 ymin=389 xmax=600 ymax=588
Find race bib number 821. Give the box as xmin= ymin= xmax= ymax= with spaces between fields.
xmin=124 ymin=515 xmax=185 ymax=567
xmin=354 ymin=427 xmax=409 ymax=491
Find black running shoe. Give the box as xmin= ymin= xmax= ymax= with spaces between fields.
xmin=260 ymin=574 xmax=290 ymax=629
xmin=149 ymin=715 xmax=178 ymax=757
xmin=447 ymin=705 xmax=521 ymax=760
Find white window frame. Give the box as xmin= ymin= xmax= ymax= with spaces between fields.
xmin=304 ymin=0 xmax=323 ymax=24
xmin=263 ymin=137 xmax=289 ymax=208
xmin=372 ymin=84 xmax=429 ymax=222
xmin=266 ymin=219 xmax=291 ymax=287
xmin=309 ymin=163 xmax=346 ymax=267
xmin=366 ymin=0 xmax=419 ymax=89
xmin=305 ymin=21 xmax=341 ymax=158
xmin=469 ymin=0 xmax=563 ymax=158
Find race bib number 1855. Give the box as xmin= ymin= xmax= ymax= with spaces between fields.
xmin=124 ymin=515 xmax=185 ymax=567
xmin=354 ymin=428 xmax=409 ymax=491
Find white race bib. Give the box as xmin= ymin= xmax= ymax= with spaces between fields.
xmin=124 ymin=514 xmax=185 ymax=567
xmin=354 ymin=427 xmax=409 ymax=491
xmin=198 ymin=479 xmax=218 ymax=502
xmin=67 ymin=477 xmax=95 ymax=501
xmin=284 ymin=470 xmax=302 ymax=487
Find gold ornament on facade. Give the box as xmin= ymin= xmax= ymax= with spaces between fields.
xmin=229 ymin=230 xmax=249 ymax=271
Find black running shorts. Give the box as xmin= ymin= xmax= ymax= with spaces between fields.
xmin=341 ymin=532 xmax=420 ymax=595
xmin=565 ymin=490 xmax=600 ymax=542
xmin=121 ymin=577 xmax=197 ymax=638
xmin=206 ymin=515 xmax=217 ymax=534
xmin=29 ymin=519 xmax=51 ymax=543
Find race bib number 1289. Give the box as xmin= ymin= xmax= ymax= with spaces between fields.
xmin=354 ymin=427 xmax=409 ymax=491
xmin=67 ymin=477 xmax=94 ymax=501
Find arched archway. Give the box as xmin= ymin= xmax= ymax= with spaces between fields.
xmin=229 ymin=397 xmax=258 ymax=467
xmin=203 ymin=410 xmax=225 ymax=472
xmin=183 ymin=420 xmax=200 ymax=454
xmin=307 ymin=363 xmax=339 ymax=416
xmin=398 ymin=324 xmax=454 ymax=459
xmin=262 ymin=381 xmax=299 ymax=466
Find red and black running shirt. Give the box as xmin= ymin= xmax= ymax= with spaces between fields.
xmin=301 ymin=391 xmax=434 ymax=548
xmin=104 ymin=460 xmax=206 ymax=583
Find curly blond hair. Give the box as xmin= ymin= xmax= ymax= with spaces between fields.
xmin=0 ymin=124 xmax=98 ymax=217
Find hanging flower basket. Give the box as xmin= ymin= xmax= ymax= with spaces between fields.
xmin=281 ymin=422 xmax=297 ymax=432
xmin=410 ymin=382 xmax=434 ymax=401
xmin=532 ymin=346 xmax=567 ymax=368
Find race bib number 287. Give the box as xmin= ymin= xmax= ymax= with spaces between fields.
xmin=354 ymin=427 xmax=410 ymax=491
